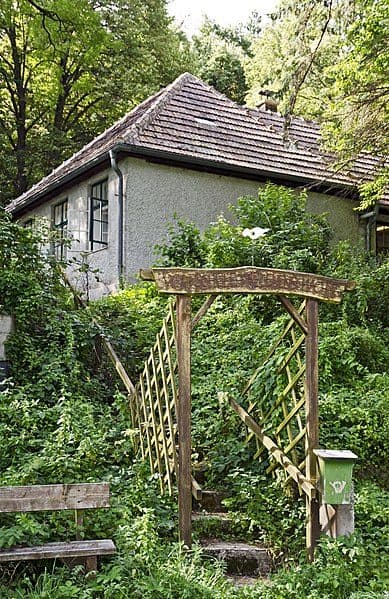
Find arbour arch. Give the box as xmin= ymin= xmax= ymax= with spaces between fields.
xmin=136 ymin=266 xmax=355 ymax=559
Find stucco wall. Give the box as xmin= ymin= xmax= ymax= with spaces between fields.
xmin=23 ymin=168 xmax=120 ymax=298
xmin=306 ymin=191 xmax=362 ymax=245
xmin=123 ymin=158 xmax=361 ymax=279
xmin=123 ymin=158 xmax=262 ymax=280
xmin=20 ymin=156 xmax=361 ymax=297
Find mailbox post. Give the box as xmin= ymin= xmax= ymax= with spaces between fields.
xmin=313 ymin=449 xmax=358 ymax=538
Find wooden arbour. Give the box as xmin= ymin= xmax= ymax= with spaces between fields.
xmin=140 ymin=267 xmax=355 ymax=560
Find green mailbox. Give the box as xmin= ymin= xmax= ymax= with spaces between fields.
xmin=313 ymin=449 xmax=358 ymax=505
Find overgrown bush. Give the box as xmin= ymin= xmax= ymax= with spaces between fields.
xmin=0 ymin=184 xmax=387 ymax=596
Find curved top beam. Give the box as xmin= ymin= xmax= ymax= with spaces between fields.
xmin=140 ymin=267 xmax=355 ymax=303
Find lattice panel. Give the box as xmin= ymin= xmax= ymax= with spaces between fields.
xmin=243 ymin=299 xmax=308 ymax=488
xmin=128 ymin=301 xmax=178 ymax=495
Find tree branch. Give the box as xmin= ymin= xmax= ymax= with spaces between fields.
xmin=283 ymin=0 xmax=334 ymax=143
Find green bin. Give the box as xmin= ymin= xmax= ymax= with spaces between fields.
xmin=313 ymin=449 xmax=358 ymax=504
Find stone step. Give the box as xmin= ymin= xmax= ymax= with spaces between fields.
xmin=227 ymin=575 xmax=263 ymax=587
xmin=192 ymin=511 xmax=232 ymax=536
xmin=201 ymin=539 xmax=272 ymax=576
xmin=192 ymin=511 xmax=231 ymax=523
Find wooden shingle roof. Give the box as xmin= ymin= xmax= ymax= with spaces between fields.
xmin=7 ymin=73 xmax=384 ymax=215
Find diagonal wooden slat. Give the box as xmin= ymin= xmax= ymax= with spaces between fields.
xmin=139 ymin=376 xmax=154 ymax=473
xmin=230 ymin=397 xmax=315 ymax=498
xmin=276 ymin=334 xmax=305 ymax=374
xmin=191 ymin=294 xmax=218 ymax=330
xmin=277 ymin=296 xmax=307 ymax=334
xmin=276 ymin=396 xmax=306 ymax=437
xmin=261 ymin=363 xmax=306 ymax=425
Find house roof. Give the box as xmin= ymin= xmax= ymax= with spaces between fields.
xmin=7 ymin=73 xmax=385 ymax=215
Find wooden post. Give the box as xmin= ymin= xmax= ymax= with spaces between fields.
xmin=85 ymin=555 xmax=98 ymax=574
xmin=305 ymin=298 xmax=320 ymax=561
xmin=176 ymin=295 xmax=192 ymax=548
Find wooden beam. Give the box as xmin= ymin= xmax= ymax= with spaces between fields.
xmin=230 ymin=398 xmax=315 ymax=499
xmin=191 ymin=294 xmax=218 ymax=330
xmin=140 ymin=267 xmax=355 ymax=303
xmin=191 ymin=477 xmax=202 ymax=501
xmin=0 ymin=484 xmax=110 ymax=513
xmin=0 ymin=540 xmax=116 ymax=562
xmin=176 ymin=296 xmax=192 ymax=548
xmin=305 ymin=298 xmax=320 ymax=561
xmin=104 ymin=338 xmax=136 ymax=395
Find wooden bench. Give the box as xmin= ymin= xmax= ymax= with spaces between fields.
xmin=0 ymin=483 xmax=116 ymax=572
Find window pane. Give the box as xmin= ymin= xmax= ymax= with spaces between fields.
xmin=54 ymin=205 xmax=61 ymax=225
xmin=90 ymin=180 xmax=108 ymax=248
xmin=52 ymin=199 xmax=68 ymax=260
xmin=377 ymin=225 xmax=389 ymax=253
xmin=93 ymin=220 xmax=100 ymax=243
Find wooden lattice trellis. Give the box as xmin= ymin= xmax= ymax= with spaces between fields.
xmin=228 ymin=296 xmax=320 ymax=554
xmin=129 ymin=301 xmax=178 ymax=495
xmin=128 ymin=295 xmax=217 ymax=499
xmin=130 ymin=267 xmax=354 ymax=560
xmin=243 ymin=299 xmax=308 ymax=481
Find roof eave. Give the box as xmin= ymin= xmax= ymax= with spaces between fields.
xmin=9 ymin=142 xmax=362 ymax=216
xmin=116 ymin=143 xmax=361 ymax=199
xmin=7 ymin=153 xmax=110 ymax=216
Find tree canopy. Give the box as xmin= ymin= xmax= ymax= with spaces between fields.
xmin=0 ymin=0 xmax=194 ymax=205
xmin=322 ymin=0 xmax=389 ymax=202
xmin=244 ymin=0 xmax=388 ymax=197
xmin=191 ymin=16 xmax=261 ymax=104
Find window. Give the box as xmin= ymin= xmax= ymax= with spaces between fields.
xmin=89 ymin=179 xmax=108 ymax=250
xmin=362 ymin=204 xmax=389 ymax=254
xmin=53 ymin=199 xmax=68 ymax=260
xmin=376 ymin=206 xmax=389 ymax=254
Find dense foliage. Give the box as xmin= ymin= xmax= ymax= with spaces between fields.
xmin=0 ymin=183 xmax=387 ymax=596
xmin=191 ymin=16 xmax=261 ymax=104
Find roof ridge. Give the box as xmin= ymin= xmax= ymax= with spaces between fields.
xmin=128 ymin=73 xmax=197 ymax=142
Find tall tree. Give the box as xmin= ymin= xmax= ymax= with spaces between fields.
xmin=0 ymin=0 xmax=194 ymax=205
xmin=191 ymin=15 xmax=261 ymax=104
xmin=323 ymin=0 xmax=389 ymax=195
xmin=0 ymin=0 xmax=107 ymax=199
xmin=244 ymin=0 xmax=388 ymax=200
xmin=94 ymin=0 xmax=193 ymax=122
xmin=244 ymin=1 xmax=355 ymax=119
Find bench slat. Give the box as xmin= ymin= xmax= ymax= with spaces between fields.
xmin=0 ymin=483 xmax=110 ymax=513
xmin=0 ymin=539 xmax=116 ymax=562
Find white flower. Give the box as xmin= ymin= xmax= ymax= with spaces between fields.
xmin=242 ymin=227 xmax=269 ymax=240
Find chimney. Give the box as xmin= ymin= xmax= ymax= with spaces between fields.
xmin=256 ymin=90 xmax=278 ymax=113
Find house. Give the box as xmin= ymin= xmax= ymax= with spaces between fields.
xmin=6 ymin=73 xmax=388 ymax=297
